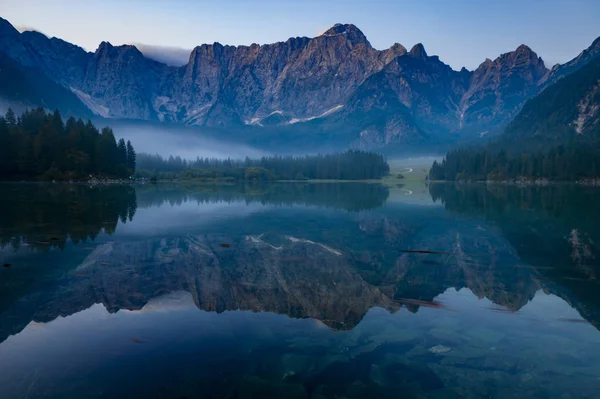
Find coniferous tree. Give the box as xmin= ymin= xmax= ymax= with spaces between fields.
xmin=126 ymin=140 xmax=136 ymax=174
xmin=0 ymin=108 xmax=134 ymax=180
xmin=117 ymin=138 xmax=128 ymax=176
xmin=5 ymin=108 xmax=16 ymax=126
xmin=429 ymin=144 xmax=600 ymax=182
xmin=135 ymin=150 xmax=389 ymax=181
xmin=0 ymin=116 xmax=11 ymax=173
xmin=430 ymin=57 xmax=600 ymax=182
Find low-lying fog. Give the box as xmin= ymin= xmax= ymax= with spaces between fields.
xmin=108 ymin=121 xmax=444 ymax=162
xmin=108 ymin=121 xmax=269 ymax=160
xmin=0 ymin=102 xmax=444 ymax=163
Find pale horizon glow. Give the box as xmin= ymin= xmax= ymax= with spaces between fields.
xmin=3 ymin=0 xmax=600 ymax=70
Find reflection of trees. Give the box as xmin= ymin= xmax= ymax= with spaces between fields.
xmin=0 ymin=182 xmax=387 ymax=253
xmin=136 ymin=182 xmax=389 ymax=212
xmin=0 ymin=184 xmax=583 ymax=343
xmin=429 ymin=183 xmax=600 ymax=329
xmin=0 ymin=214 xmax=541 ymax=344
xmin=430 ymin=183 xmax=600 ymax=226
xmin=6 ymin=181 xmax=597 ymax=340
xmin=0 ymin=184 xmax=137 ymax=251
xmin=429 ymin=183 xmax=600 ymax=268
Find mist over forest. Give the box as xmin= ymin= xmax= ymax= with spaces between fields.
xmin=102 ymin=120 xmax=269 ymax=160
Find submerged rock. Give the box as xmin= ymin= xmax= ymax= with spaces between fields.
xmin=429 ymin=345 xmax=452 ymax=354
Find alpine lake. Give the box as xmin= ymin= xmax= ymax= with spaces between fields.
xmin=0 ymin=181 xmax=599 ymax=399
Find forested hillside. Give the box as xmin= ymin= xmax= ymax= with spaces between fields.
xmin=429 ymin=145 xmax=599 ymax=181
xmin=430 ymin=56 xmax=600 ymax=181
xmin=503 ymin=56 xmax=600 ymax=145
xmin=137 ymin=151 xmax=389 ymax=181
xmin=0 ymin=108 xmax=136 ymax=181
xmin=0 ymin=52 xmax=91 ymax=117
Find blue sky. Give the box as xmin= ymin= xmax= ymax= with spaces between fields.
xmin=3 ymin=0 xmax=599 ymax=70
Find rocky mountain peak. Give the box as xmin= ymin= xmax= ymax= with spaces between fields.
xmin=121 ymin=44 xmax=145 ymax=56
xmin=189 ymin=42 xmax=227 ymax=58
xmin=321 ymin=23 xmax=370 ymax=46
xmin=409 ymin=43 xmax=428 ymax=58
xmin=0 ymin=15 xmax=597 ymax=150
xmin=389 ymin=43 xmax=407 ymax=54
xmin=471 ymin=45 xmax=547 ymax=84
xmin=322 ymin=23 xmax=361 ymax=36
xmin=540 ymin=35 xmax=600 ymax=87
xmin=97 ymin=41 xmax=114 ymax=52
xmin=560 ymin=36 xmax=600 ymax=67
xmin=461 ymin=44 xmax=550 ymax=133
xmin=580 ymin=35 xmax=600 ymax=60
xmin=503 ymin=44 xmax=546 ymax=69
xmin=95 ymin=41 xmax=145 ymax=59
xmin=515 ymin=44 xmax=533 ymax=53
xmin=20 ymin=29 xmax=49 ymax=42
xmin=387 ymin=43 xmax=408 ymax=57
xmin=0 ymin=16 xmax=19 ymax=37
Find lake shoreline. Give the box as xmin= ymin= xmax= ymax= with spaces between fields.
xmin=0 ymin=177 xmax=392 ymax=184
xmin=429 ymin=179 xmax=600 ymax=186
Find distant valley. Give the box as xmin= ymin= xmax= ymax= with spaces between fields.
xmin=0 ymin=17 xmax=599 ymax=153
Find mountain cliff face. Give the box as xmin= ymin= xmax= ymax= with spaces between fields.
xmin=171 ymin=24 xmax=408 ymax=127
xmin=0 ymin=19 xmax=89 ymax=87
xmin=0 ymin=16 xmax=597 ymax=149
xmin=461 ymin=45 xmax=549 ymax=134
xmin=503 ymin=56 xmax=600 ymax=143
xmin=80 ymin=41 xmax=175 ymax=119
xmin=542 ymin=36 xmax=600 ymax=85
xmin=340 ymin=45 xmax=471 ymax=147
xmin=0 ymin=51 xmax=92 ymax=116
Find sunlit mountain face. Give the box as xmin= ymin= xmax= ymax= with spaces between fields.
xmin=0 ymin=182 xmax=599 ymax=398
xmin=1 ymin=15 xmax=599 ymax=154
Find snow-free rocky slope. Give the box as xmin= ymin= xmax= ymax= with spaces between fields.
xmin=0 ymin=17 xmax=599 ymax=149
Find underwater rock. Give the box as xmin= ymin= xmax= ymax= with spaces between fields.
xmin=429 ymin=345 xmax=452 ymax=354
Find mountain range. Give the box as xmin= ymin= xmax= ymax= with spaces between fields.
xmin=0 ymin=16 xmax=599 ymax=151
xmin=503 ymin=55 xmax=600 ymax=145
xmin=428 ymin=54 xmax=600 ymax=181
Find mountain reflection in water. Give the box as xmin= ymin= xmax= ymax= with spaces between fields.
xmin=0 ymin=182 xmax=599 ymax=399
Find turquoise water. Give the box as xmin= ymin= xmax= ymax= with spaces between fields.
xmin=0 ymin=183 xmax=599 ymax=398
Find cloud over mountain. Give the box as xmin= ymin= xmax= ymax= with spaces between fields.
xmin=131 ymin=43 xmax=191 ymax=66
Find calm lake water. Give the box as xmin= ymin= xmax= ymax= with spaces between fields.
xmin=0 ymin=182 xmax=599 ymax=399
